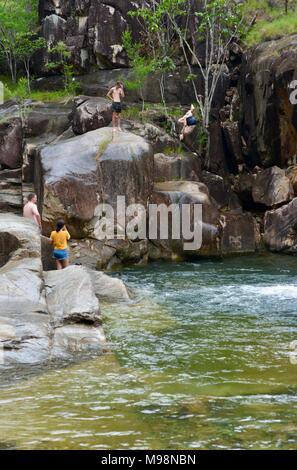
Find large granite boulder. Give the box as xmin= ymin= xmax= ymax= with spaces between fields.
xmin=0 ymin=215 xmax=48 ymax=367
xmin=0 ymin=118 xmax=23 ymax=169
xmin=72 ymin=96 xmax=112 ymax=135
xmin=87 ymin=269 xmax=131 ymax=302
xmin=252 ymin=166 xmax=294 ymax=207
xmin=201 ymin=171 xmax=242 ymax=211
xmin=25 ymin=102 xmax=73 ymax=140
xmin=221 ymin=212 xmax=259 ymax=255
xmin=264 ymin=198 xmax=297 ymax=253
xmin=35 ymin=127 xmax=154 ymax=238
xmin=44 ymin=266 xmax=101 ymax=327
xmin=240 ymin=35 xmax=297 ymax=168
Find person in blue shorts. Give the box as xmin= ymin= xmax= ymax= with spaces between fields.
xmin=178 ymin=104 xmax=197 ymax=141
xmin=107 ymin=81 xmax=125 ymax=133
xmin=50 ymin=220 xmax=71 ymax=270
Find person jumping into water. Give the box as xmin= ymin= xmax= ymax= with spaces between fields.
xmin=107 ymin=81 xmax=125 ymax=133
xmin=178 ymin=104 xmax=197 ymax=141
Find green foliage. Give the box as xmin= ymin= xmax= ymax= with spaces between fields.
xmin=122 ymin=30 xmax=155 ymax=108
xmin=47 ymin=41 xmax=80 ymax=95
xmin=195 ymin=0 xmax=244 ymax=42
xmin=4 ymin=77 xmax=31 ymax=124
xmin=96 ymin=138 xmax=112 ymax=161
xmin=15 ymin=33 xmax=46 ymax=63
xmin=1 ymin=74 xmax=77 ymax=103
xmin=243 ymin=1 xmax=297 ymax=45
xmin=0 ymin=0 xmax=40 ymax=82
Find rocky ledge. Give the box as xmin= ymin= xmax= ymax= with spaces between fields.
xmin=0 ymin=214 xmax=130 ymax=371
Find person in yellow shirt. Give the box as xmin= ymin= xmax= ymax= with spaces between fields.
xmin=50 ymin=219 xmax=71 ymax=270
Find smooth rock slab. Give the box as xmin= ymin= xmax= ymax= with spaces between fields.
xmin=44 ymin=266 xmax=101 ymax=327
xmin=36 ymin=127 xmax=154 ymax=238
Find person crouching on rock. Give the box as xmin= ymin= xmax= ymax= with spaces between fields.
xmin=107 ymin=80 xmax=125 ymax=133
xmin=178 ymin=104 xmax=197 ymax=141
xmin=50 ymin=220 xmax=71 ymax=270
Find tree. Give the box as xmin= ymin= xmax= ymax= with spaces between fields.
xmin=15 ymin=33 xmax=46 ymax=92
xmin=127 ymin=1 xmax=177 ymax=115
xmin=122 ymin=30 xmax=155 ymax=111
xmin=0 ymin=0 xmax=39 ymax=82
xmin=131 ymin=0 xmax=244 ymax=162
xmin=47 ymin=41 xmax=79 ymax=95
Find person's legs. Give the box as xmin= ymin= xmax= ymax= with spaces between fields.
xmin=56 ymin=259 xmax=63 ymax=270
xmin=184 ymin=125 xmax=196 ymax=136
xmin=61 ymin=258 xmax=69 ymax=269
xmin=178 ymin=117 xmax=186 ymax=140
xmin=114 ymin=111 xmax=121 ymax=131
xmin=112 ymin=111 xmax=117 ymax=130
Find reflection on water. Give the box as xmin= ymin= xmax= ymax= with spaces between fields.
xmin=1 ymin=254 xmax=297 ymax=449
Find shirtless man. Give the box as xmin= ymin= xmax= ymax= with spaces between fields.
xmin=23 ymin=193 xmax=42 ymax=230
xmin=107 ymin=81 xmax=125 ymax=132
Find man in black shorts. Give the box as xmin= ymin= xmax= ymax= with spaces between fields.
xmin=107 ymin=81 xmax=125 ymax=132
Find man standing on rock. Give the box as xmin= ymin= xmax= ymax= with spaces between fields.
xmin=23 ymin=193 xmax=42 ymax=231
xmin=107 ymin=81 xmax=125 ymax=133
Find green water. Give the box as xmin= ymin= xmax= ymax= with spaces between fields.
xmin=1 ymin=254 xmax=297 ymax=450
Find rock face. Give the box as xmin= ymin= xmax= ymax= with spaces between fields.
xmin=35 ymin=127 xmax=154 ymax=238
xmin=154 ymin=153 xmax=201 ymax=183
xmin=0 ymin=118 xmax=23 ymax=169
xmin=152 ymin=181 xmax=221 ymax=258
xmin=201 ymin=171 xmax=241 ymax=211
xmin=252 ymin=166 xmax=294 ymax=207
xmin=0 ymin=214 xmax=49 ymax=367
xmin=72 ymin=96 xmax=112 ymax=134
xmin=38 ymin=0 xmax=142 ymax=70
xmin=151 ymin=180 xmax=259 ymax=259
xmin=264 ymin=198 xmax=297 ymax=253
xmin=241 ymin=35 xmax=297 ymax=168
xmin=221 ymin=212 xmax=259 ymax=255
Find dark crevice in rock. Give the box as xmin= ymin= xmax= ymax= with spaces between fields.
xmin=0 ymin=232 xmax=21 ymax=268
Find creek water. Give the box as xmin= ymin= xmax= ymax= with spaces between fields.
xmin=0 ymin=254 xmax=297 ymax=450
